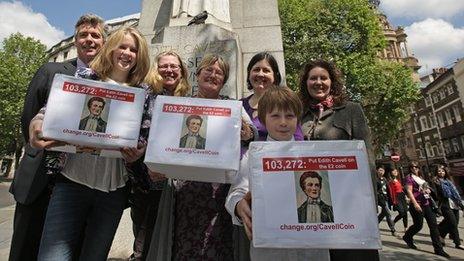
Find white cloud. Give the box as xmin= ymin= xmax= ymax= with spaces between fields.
xmin=380 ymin=0 xmax=464 ymax=20
xmin=0 ymin=1 xmax=65 ymax=48
xmin=404 ymin=18 xmax=464 ymax=74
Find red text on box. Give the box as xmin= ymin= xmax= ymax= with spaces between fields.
xmin=162 ymin=103 xmax=231 ymax=117
xmin=62 ymin=81 xmax=135 ymax=102
xmin=262 ymin=156 xmax=358 ymax=172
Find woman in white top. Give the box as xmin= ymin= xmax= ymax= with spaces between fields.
xmin=30 ymin=27 xmax=150 ymax=261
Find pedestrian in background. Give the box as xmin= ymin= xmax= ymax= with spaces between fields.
xmin=388 ymin=168 xmax=408 ymax=232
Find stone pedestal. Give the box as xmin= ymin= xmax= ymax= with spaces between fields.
xmin=138 ymin=0 xmax=285 ymax=98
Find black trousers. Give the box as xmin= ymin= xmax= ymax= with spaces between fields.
xmin=8 ymin=188 xmax=50 ymax=261
xmin=378 ymin=204 xmax=395 ymax=232
xmin=130 ymin=189 xmax=163 ymax=261
xmin=330 ymin=249 xmax=379 ymax=261
xmin=393 ymin=192 xmax=408 ymax=228
xmin=438 ymin=205 xmax=461 ymax=246
xmin=404 ymin=203 xmax=443 ymax=251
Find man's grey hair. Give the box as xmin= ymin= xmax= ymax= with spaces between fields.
xmin=74 ymin=13 xmax=108 ymax=40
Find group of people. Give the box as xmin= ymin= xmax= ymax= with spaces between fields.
xmin=10 ymin=13 xmax=385 ymax=261
xmin=376 ymin=163 xmax=464 ymax=258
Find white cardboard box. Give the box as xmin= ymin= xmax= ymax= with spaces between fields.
xmin=249 ymin=140 xmax=381 ymax=249
xmin=144 ymin=95 xmax=241 ymax=183
xmin=42 ymin=74 xmax=145 ymax=157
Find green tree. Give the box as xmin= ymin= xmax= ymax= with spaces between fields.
xmin=279 ymin=0 xmax=420 ymax=148
xmin=0 ymin=33 xmax=47 ymax=163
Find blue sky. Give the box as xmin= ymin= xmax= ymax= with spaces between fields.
xmin=1 ymin=0 xmax=463 ymax=76
xmin=14 ymin=0 xmax=142 ymax=37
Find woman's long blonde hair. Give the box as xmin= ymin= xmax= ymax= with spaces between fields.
xmin=145 ymin=51 xmax=191 ymax=96
xmin=90 ymin=27 xmax=150 ymax=86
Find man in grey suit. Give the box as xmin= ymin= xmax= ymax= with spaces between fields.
xmin=297 ymin=171 xmax=334 ymax=223
xmin=78 ymin=96 xmax=107 ymax=133
xmin=8 ymin=14 xmax=106 ymax=261
xmin=179 ymin=114 xmax=206 ymax=150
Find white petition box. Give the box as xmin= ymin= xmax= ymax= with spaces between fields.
xmin=144 ymin=95 xmax=241 ymax=183
xmin=42 ymin=74 xmax=145 ymax=157
xmin=249 ymin=140 xmax=381 ymax=249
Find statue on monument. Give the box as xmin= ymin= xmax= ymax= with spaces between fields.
xmin=172 ymin=0 xmax=230 ymax=23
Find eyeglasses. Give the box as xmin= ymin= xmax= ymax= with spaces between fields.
xmin=411 ymin=166 xmax=419 ymax=169
xmin=158 ymin=64 xmax=181 ymax=71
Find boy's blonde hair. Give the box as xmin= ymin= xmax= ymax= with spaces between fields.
xmin=258 ymin=85 xmax=303 ymax=126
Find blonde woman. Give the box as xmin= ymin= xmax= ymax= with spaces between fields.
xmin=31 ymin=27 xmax=150 ymax=260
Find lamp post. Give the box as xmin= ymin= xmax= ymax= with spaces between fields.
xmin=414 ymin=112 xmax=431 ymax=178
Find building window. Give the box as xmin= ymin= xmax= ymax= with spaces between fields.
xmin=447 ymin=84 xmax=454 ymax=95
xmin=445 ymin=109 xmax=453 ymax=125
xmin=426 ymin=142 xmax=434 ymax=157
xmin=425 ymin=96 xmax=432 ymax=107
xmin=414 ymin=119 xmax=419 ymax=132
xmin=420 ymin=116 xmax=429 ymax=130
xmin=443 ymin=140 xmax=451 ymax=154
xmin=437 ymin=145 xmax=443 ymax=155
xmin=417 ymin=138 xmax=422 ymax=143
xmin=451 ymin=138 xmax=460 ymax=153
xmin=461 ymin=135 xmax=464 ymax=151
xmin=429 ymin=113 xmax=436 ymax=127
xmin=432 ymin=93 xmax=439 ymax=103
xmin=453 ymin=105 xmax=461 ymax=122
xmin=416 ymin=149 xmax=424 ymax=158
xmin=437 ymin=113 xmax=445 ymax=128
xmin=439 ymin=89 xmax=446 ymax=99
xmin=63 ymin=51 xmax=68 ymax=60
xmin=53 ymin=56 xmax=57 ymax=62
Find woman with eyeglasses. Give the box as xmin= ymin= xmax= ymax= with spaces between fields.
xmin=403 ymin=161 xmax=450 ymax=258
xmin=147 ymin=54 xmax=255 ymax=260
xmin=432 ymin=165 xmax=464 ymax=250
xmin=126 ymin=50 xmax=191 ymax=261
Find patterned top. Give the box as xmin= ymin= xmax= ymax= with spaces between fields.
xmin=124 ymin=87 xmax=166 ymax=191
xmin=404 ymin=175 xmax=430 ymax=206
xmin=171 ymin=95 xmax=234 ymax=260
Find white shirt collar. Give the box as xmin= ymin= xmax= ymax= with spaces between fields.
xmin=77 ymin=58 xmax=89 ymax=70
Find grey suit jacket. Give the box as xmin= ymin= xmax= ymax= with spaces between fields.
xmin=10 ymin=60 xmax=77 ymax=205
xmin=179 ymin=133 xmax=206 ymax=150
xmin=297 ymin=200 xmax=334 ymax=223
xmin=78 ymin=115 xmax=107 ymax=133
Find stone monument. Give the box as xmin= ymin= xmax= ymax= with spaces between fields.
xmin=138 ymin=0 xmax=285 ymax=98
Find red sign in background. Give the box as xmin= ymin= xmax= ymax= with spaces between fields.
xmin=162 ymin=103 xmax=231 ymax=117
xmin=262 ymin=156 xmax=358 ymax=172
xmin=62 ymin=81 xmax=135 ymax=102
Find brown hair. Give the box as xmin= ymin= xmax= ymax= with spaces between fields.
xmin=299 ymin=59 xmax=347 ymax=107
xmin=257 ymin=85 xmax=302 ymax=126
xmin=87 ymin=96 xmax=105 ymax=109
xmin=90 ymin=27 xmax=150 ymax=87
xmin=409 ymin=161 xmax=423 ymax=177
xmin=196 ymin=54 xmax=230 ymax=84
xmin=144 ymin=51 xmax=191 ymax=96
xmin=74 ymin=13 xmax=107 ymax=40
xmin=186 ymin=114 xmax=203 ymax=126
xmin=299 ymin=171 xmax=322 ymax=191
xmin=435 ymin=165 xmax=451 ymax=180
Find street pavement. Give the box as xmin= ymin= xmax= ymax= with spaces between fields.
xmin=1 ymin=178 xmax=463 ymax=260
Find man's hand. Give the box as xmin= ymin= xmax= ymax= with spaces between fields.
xmin=29 ymin=118 xmax=64 ymax=149
xmin=121 ymin=141 xmax=147 ymax=163
xmin=236 ymin=192 xmax=253 ymax=240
